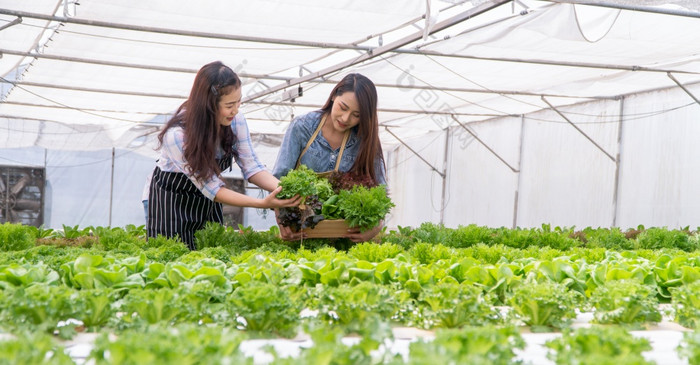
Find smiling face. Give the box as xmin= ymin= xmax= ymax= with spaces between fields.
xmin=328 ymin=91 xmax=361 ymax=132
xmin=216 ymin=87 xmax=242 ymax=126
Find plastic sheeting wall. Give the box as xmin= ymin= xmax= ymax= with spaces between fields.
xmin=0 ymin=147 xmax=277 ymax=230
xmin=516 ymin=99 xmax=621 ymax=228
xmin=387 ymin=85 xmax=700 ymax=230
xmin=445 ymin=116 xmax=522 ymax=228
xmin=385 ymin=131 xmax=446 ymax=227
xmin=616 ymin=87 xmax=700 ymax=229
xmin=0 ymin=147 xmax=152 ymax=228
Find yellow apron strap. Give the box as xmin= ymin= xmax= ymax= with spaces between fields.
xmin=295 ymin=115 xmax=327 ymax=169
xmin=295 ymin=113 xmax=351 ymax=172
xmin=334 ymin=130 xmax=351 ymax=171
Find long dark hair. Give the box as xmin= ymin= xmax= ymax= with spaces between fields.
xmin=320 ymin=73 xmax=384 ymax=182
xmin=158 ymin=61 xmax=241 ymax=182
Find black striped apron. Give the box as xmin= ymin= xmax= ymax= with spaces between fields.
xmin=147 ymin=156 xmax=232 ymax=250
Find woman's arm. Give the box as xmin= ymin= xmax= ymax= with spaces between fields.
xmin=214 ymin=186 xmax=299 ymax=209
xmin=247 ymin=170 xmax=279 ymax=192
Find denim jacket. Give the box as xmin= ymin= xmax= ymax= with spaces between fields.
xmin=272 ymin=110 xmax=386 ymax=185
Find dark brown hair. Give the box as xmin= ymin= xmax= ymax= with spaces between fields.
xmin=320 ymin=73 xmax=384 ymax=182
xmin=158 ymin=61 xmax=241 ymax=182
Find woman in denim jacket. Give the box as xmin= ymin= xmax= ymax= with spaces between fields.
xmin=272 ymin=73 xmax=386 ymax=242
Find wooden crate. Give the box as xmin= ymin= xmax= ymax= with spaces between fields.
xmin=300 ymin=219 xmax=350 ymax=238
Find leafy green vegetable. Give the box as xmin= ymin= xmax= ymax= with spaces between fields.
xmin=589 ymin=279 xmax=661 ymax=327
xmin=59 ymin=253 xmax=146 ymax=290
xmin=338 ymin=185 xmax=394 ymax=232
xmin=89 ymin=324 xmax=251 ymax=364
xmin=418 ymin=282 xmax=500 ymax=328
xmin=637 ymin=227 xmax=697 ymax=251
xmin=348 ymin=242 xmax=403 ymax=262
xmin=0 ymin=331 xmax=74 ymax=365
xmin=277 ymin=164 xmax=318 ymax=200
xmin=122 ymin=288 xmax=185 ymax=325
xmin=277 ymin=166 xmax=394 ymax=233
xmin=227 ymin=282 xmax=301 ymax=338
xmin=320 ymin=194 xmax=341 ymax=219
xmin=507 ymin=281 xmax=581 ymax=332
xmin=0 ymin=284 xmax=77 ymax=336
xmin=0 ymin=260 xmax=60 ymax=289
xmin=545 ymin=326 xmax=654 ymax=365
xmin=73 ymin=288 xmax=118 ymax=329
xmin=315 ymin=178 xmax=334 ymax=202
xmin=678 ymin=330 xmax=700 ymax=365
xmin=315 ymin=281 xmax=396 ymax=331
xmin=267 ymin=319 xmax=395 ymax=365
xmin=0 ymin=222 xmax=36 ymax=251
xmin=671 ymin=281 xmax=700 ymax=328
xmin=408 ymin=325 xmax=525 ymax=365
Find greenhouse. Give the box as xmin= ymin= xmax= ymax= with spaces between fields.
xmin=1 ymin=0 xmax=700 ymax=364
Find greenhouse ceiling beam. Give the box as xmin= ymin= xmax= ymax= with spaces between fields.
xmin=245 ymin=100 xmax=512 ymax=117
xmin=0 ymin=101 xmax=168 ymax=116
xmin=384 ymin=126 xmax=446 ymax=178
xmin=450 ymin=115 xmax=519 ymax=173
xmin=2 ymin=79 xmax=185 ymax=99
xmin=617 ymin=78 xmax=700 ymax=100
xmin=667 ymin=72 xmax=700 ymax=106
xmin=243 ymin=0 xmax=512 ymax=102
xmin=0 ymin=49 xmax=613 ymax=100
xmin=411 ymin=50 xmax=699 ymax=75
xmin=0 ymin=48 xmax=291 ymax=82
xmin=0 ymin=83 xmax=509 ymax=118
xmin=0 ymin=16 xmax=22 ymax=32
xmin=536 ymin=0 xmax=700 ymax=19
xmin=371 ymin=81 xmax=615 ymax=99
xmin=541 ymin=96 xmax=616 ymax=162
xmin=0 ymin=9 xmax=368 ymax=50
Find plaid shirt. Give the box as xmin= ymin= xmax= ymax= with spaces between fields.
xmin=154 ymin=113 xmax=267 ymax=201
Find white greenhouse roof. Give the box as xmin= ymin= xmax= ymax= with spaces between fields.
xmin=1 ymin=0 xmax=700 ymax=157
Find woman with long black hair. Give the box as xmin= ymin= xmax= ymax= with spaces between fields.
xmin=273 ymin=73 xmax=386 ymax=242
xmin=147 ymin=61 xmax=299 ymax=249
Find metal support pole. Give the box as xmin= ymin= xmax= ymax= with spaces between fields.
xmin=109 ymin=147 xmax=115 ymax=227
xmin=0 ymin=9 xmax=366 ymax=50
xmin=450 ymin=115 xmax=519 ymax=173
xmin=513 ymin=114 xmax=525 ymax=229
xmin=43 ymin=148 xmax=47 ymax=227
xmin=541 ymin=96 xmax=616 ymax=162
xmin=0 ymin=17 xmax=22 ymax=32
xmin=0 ymin=48 xmax=291 ymax=81
xmin=439 ymin=127 xmax=450 ymax=224
xmin=668 ymin=72 xmax=700 ymax=106
xmin=536 ymin=0 xmax=700 ymax=19
xmin=612 ymin=96 xmax=625 ymax=227
xmin=384 ymin=127 xmax=445 ymax=178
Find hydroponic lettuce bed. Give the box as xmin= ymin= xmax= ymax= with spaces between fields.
xmin=2 ymin=222 xmax=700 ymax=364
xmin=33 ymin=316 xmax=690 ymax=365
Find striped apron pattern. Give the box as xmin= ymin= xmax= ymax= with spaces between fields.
xmin=147 ymin=157 xmax=232 ymax=250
